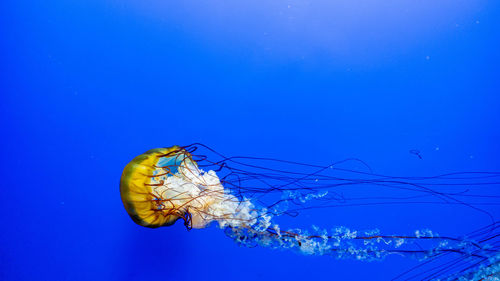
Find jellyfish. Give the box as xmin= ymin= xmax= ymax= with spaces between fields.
xmin=120 ymin=144 xmax=500 ymax=280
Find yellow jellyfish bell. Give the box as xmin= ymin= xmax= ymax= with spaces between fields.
xmin=120 ymin=145 xmax=257 ymax=229
xmin=120 ymin=146 xmax=188 ymax=228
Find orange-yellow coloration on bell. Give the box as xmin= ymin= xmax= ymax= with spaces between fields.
xmin=120 ymin=146 xmax=185 ymax=228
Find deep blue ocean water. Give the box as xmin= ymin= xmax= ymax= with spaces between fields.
xmin=2 ymin=1 xmax=500 ymax=280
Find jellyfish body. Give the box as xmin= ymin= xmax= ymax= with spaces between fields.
xmin=120 ymin=146 xmax=257 ymax=229
xmin=120 ymin=147 xmax=182 ymax=228
xmin=120 ymin=144 xmax=500 ymax=280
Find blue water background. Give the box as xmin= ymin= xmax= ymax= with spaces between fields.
xmin=2 ymin=1 xmax=500 ymax=280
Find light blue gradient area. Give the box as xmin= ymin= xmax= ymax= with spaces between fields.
xmin=1 ymin=1 xmax=499 ymax=280
xmin=156 ymin=151 xmax=186 ymax=175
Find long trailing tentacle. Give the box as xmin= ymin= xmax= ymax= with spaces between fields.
xmin=180 ymin=143 xmax=500 ymax=280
